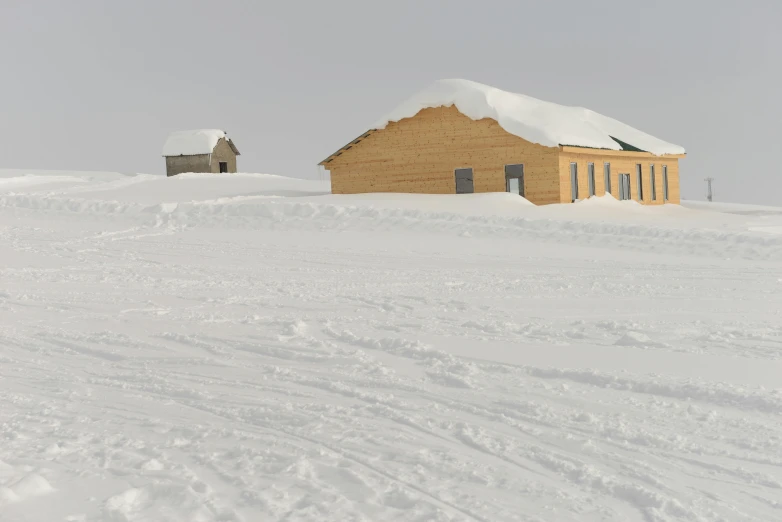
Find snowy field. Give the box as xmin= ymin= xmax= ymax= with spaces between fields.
xmin=1 ymin=169 xmax=782 ymax=522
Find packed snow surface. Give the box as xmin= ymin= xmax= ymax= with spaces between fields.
xmin=374 ymin=79 xmax=686 ymax=155
xmin=2 ymin=169 xmax=782 ymax=521
xmin=162 ymin=129 xmax=226 ymax=156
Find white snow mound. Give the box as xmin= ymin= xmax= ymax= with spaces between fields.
xmin=374 ymin=79 xmax=685 ymax=156
xmin=162 ymin=129 xmax=226 ymax=157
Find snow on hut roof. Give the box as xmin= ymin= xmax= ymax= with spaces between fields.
xmin=162 ymin=129 xmax=227 ymax=157
xmin=372 ymin=79 xmax=685 ymax=156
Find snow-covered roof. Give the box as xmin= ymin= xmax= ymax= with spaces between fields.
xmin=372 ymin=79 xmax=685 ymax=156
xmin=162 ymin=129 xmax=227 ymax=157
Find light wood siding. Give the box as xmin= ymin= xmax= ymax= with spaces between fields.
xmin=325 ymin=106 xmax=561 ymax=204
xmin=324 ymin=106 xmax=682 ymax=205
xmin=558 ymin=149 xmax=681 ymax=205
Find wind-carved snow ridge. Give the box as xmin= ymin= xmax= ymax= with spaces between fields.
xmin=374 ymin=79 xmax=686 ymax=155
xmin=1 ymin=170 xmax=782 ymax=521
xmin=2 ymin=190 xmax=781 ymax=261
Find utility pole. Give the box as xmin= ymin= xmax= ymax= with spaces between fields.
xmin=704 ymin=177 xmax=714 ymax=202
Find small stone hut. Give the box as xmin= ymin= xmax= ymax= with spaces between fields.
xmin=162 ymin=129 xmax=240 ymax=176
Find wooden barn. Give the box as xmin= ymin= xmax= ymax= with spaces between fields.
xmin=319 ymin=80 xmax=686 ymax=205
xmin=162 ymin=129 xmax=240 ymax=177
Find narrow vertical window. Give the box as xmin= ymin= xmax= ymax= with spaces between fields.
xmin=570 ymin=162 xmax=578 ymax=202
xmin=664 ymin=165 xmax=670 ymax=201
xmin=604 ymin=162 xmax=611 ymax=195
xmin=587 ymin=163 xmax=595 ymax=197
xmin=619 ymin=173 xmax=631 ymax=200
xmin=636 ymin=164 xmax=643 ymax=201
xmin=624 ymin=173 xmax=631 ymax=200
xmin=650 ymin=164 xmax=657 ymax=201
xmin=619 ymin=174 xmax=625 ymax=200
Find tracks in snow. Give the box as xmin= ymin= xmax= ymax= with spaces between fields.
xmin=1 ymin=207 xmax=781 ymax=521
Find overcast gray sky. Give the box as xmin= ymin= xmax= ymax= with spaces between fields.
xmin=1 ymin=0 xmax=779 ymax=204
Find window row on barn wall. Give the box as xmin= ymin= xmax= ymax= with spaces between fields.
xmin=570 ymin=161 xmax=669 ymax=202
xmin=454 ymin=164 xmax=526 ymax=196
xmin=454 ymin=161 xmax=670 ymax=202
xmin=453 ymin=164 xmax=527 ymax=196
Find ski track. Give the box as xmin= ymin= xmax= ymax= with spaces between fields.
xmin=1 ymin=174 xmax=782 ymax=521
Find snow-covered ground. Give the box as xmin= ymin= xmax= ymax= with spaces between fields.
xmin=1 ymin=169 xmax=781 ymax=522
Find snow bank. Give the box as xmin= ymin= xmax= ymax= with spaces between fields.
xmin=0 ymin=174 xmax=88 ymax=189
xmin=1 ymin=171 xmax=781 ymax=262
xmin=374 ymin=79 xmax=686 ymax=156
xmin=2 ymin=193 xmax=782 ymax=261
xmin=162 ymin=129 xmax=226 ymax=156
xmin=0 ymin=171 xmax=330 ymax=203
xmin=574 ymin=194 xmax=625 ymax=206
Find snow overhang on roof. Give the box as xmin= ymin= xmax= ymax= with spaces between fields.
xmin=320 ymin=79 xmax=685 ymax=164
xmin=162 ymin=129 xmax=229 ymax=157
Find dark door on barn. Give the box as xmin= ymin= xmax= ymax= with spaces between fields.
xmin=219 ymin=161 xmax=228 ymax=173
xmin=454 ymin=168 xmax=474 ymax=194
xmin=505 ymin=164 xmax=524 ymax=197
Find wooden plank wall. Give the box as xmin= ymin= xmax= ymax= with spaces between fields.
xmin=325 ymin=106 xmax=562 ymax=204
xmin=558 ymin=150 xmax=681 ymax=205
